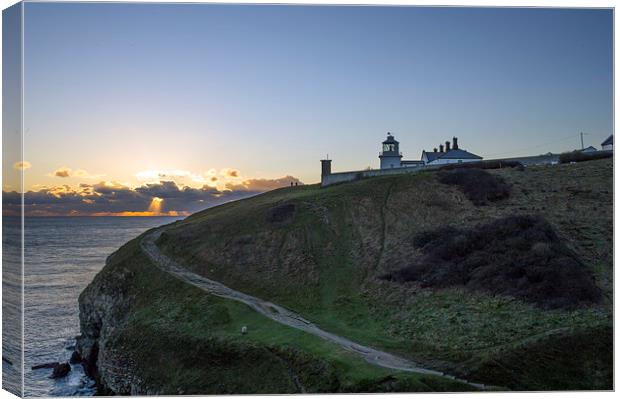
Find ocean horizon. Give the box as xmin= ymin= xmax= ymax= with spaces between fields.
xmin=4 ymin=216 xmax=183 ymax=396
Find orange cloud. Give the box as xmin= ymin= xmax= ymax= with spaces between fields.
xmin=53 ymin=167 xmax=71 ymax=178
xmin=13 ymin=161 xmax=31 ymax=170
xmin=5 ymin=173 xmax=303 ymax=217
xmin=221 ymin=168 xmax=240 ymax=178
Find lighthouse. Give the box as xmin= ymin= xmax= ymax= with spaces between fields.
xmin=379 ymin=133 xmax=402 ymax=169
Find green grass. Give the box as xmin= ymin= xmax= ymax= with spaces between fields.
xmin=97 ymin=237 xmax=475 ymax=394
xmin=105 ymin=159 xmax=613 ymax=391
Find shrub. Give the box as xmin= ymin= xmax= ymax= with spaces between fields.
xmin=265 ymin=203 xmax=296 ymax=224
xmin=438 ymin=160 xmax=524 ymax=171
xmin=559 ymin=150 xmax=612 ymax=164
xmin=382 ymin=215 xmax=600 ymax=310
xmin=437 ymin=168 xmax=510 ymax=205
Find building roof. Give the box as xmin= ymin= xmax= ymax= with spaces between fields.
xmin=401 ymin=160 xmax=424 ymax=165
xmin=422 ymin=151 xmax=444 ymax=162
xmin=421 ymin=148 xmax=482 ymax=163
xmin=438 ymin=149 xmax=482 ymax=160
xmin=601 ymin=135 xmax=613 ymax=146
xmin=581 ymin=146 xmax=598 ymax=152
xmin=382 ymin=133 xmax=399 ymax=144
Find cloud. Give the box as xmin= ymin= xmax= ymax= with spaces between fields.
xmin=221 ymin=168 xmax=240 ymax=178
xmin=135 ymin=167 xmax=275 ymax=191
xmin=3 ymin=176 xmax=302 ymax=217
xmin=53 ymin=167 xmax=71 ymax=178
xmin=49 ymin=167 xmax=104 ymax=179
xmin=135 ymin=169 xmax=213 ymax=186
xmin=13 ymin=161 xmax=31 ymax=170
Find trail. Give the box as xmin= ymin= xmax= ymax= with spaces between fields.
xmin=140 ymin=228 xmax=486 ymax=390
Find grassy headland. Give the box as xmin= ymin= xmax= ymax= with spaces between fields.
xmin=79 ymin=158 xmax=613 ymax=393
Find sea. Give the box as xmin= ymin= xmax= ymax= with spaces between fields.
xmin=3 ymin=216 xmax=183 ymax=397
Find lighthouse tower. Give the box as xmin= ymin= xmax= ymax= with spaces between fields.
xmin=379 ymin=133 xmax=402 ymax=169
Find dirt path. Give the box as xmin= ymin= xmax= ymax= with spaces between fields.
xmin=141 ymin=228 xmax=486 ymax=390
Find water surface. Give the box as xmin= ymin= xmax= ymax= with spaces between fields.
xmin=21 ymin=216 xmax=182 ymax=396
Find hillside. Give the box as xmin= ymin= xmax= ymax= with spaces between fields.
xmin=77 ymin=158 xmax=613 ymax=393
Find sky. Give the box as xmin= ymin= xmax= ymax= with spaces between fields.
xmin=2 ymin=3 xmax=614 ymax=216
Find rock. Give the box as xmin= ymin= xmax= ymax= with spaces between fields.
xmin=32 ymin=362 xmax=59 ymax=370
xmin=69 ymin=351 xmax=82 ymax=364
xmin=50 ymin=362 xmax=71 ymax=379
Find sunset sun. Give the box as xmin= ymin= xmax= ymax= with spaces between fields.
xmin=147 ymin=197 xmax=163 ymax=214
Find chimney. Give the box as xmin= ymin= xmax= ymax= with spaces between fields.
xmin=453 ymin=137 xmax=459 ymax=150
xmin=321 ymin=159 xmax=332 ymax=177
xmin=433 ymin=148 xmax=437 ymax=153
xmin=445 ymin=141 xmax=451 ymax=152
xmin=439 ymin=144 xmax=444 ymax=152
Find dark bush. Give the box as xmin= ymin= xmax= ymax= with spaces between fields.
xmin=383 ymin=215 xmax=600 ymax=310
xmin=559 ymin=150 xmax=612 ymax=164
xmin=439 ymin=160 xmax=524 ymax=171
xmin=437 ymin=169 xmax=511 ymax=205
xmin=265 ymin=203 xmax=296 ymax=224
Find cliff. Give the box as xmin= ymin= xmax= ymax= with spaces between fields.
xmin=77 ymin=158 xmax=613 ymax=393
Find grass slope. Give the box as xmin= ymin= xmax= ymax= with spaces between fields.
xmin=154 ymin=158 xmax=612 ymax=390
xmin=93 ymin=237 xmax=474 ymax=394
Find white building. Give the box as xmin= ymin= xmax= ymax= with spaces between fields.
xmin=378 ymin=133 xmax=403 ymax=169
xmin=378 ymin=133 xmax=482 ymax=169
xmin=321 ymin=134 xmax=483 ymax=187
xmin=581 ymin=146 xmax=598 ymax=153
xmin=420 ymin=137 xmax=482 ymax=165
xmin=601 ymin=135 xmax=613 ymax=151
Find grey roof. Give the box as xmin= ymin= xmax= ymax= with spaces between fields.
xmin=438 ymin=149 xmax=482 ymax=160
xmin=601 ymin=135 xmax=613 ymax=146
xmin=422 ymin=151 xmax=444 ymax=162
xmin=581 ymin=146 xmax=598 ymax=152
xmin=401 ymin=160 xmax=424 ymax=164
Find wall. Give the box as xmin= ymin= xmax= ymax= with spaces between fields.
xmin=494 ymin=153 xmax=560 ymax=166
xmin=380 ymin=156 xmax=402 ymax=170
xmin=320 ymin=153 xmax=565 ymax=187
xmin=427 ymin=158 xmax=479 ymax=165
xmin=321 ymin=164 xmax=436 ymax=187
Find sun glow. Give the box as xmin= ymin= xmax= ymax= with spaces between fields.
xmin=147 ymin=197 xmax=163 ymax=214
xmin=91 ymin=210 xmax=189 ymax=217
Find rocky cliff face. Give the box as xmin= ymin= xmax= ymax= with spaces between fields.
xmin=76 ymin=250 xmax=148 ymax=394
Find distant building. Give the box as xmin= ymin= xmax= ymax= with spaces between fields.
xmin=321 ymin=133 xmax=482 ymax=187
xmin=420 ymin=137 xmax=482 ymax=165
xmin=601 ymin=135 xmax=613 ymax=151
xmin=378 ymin=133 xmax=403 ymax=169
xmin=581 ymin=146 xmax=598 ymax=153
xmin=378 ymin=133 xmax=480 ymax=169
